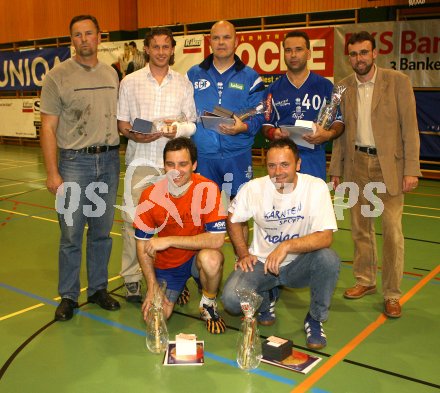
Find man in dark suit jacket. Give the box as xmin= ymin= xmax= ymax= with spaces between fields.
xmin=329 ymin=31 xmax=421 ymax=318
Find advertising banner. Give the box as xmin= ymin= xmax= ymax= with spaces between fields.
xmin=334 ymin=20 xmax=440 ymax=87
xmin=96 ymin=35 xmax=204 ymax=76
xmin=203 ymin=27 xmax=334 ymax=86
xmin=0 ymin=47 xmax=70 ymax=91
xmin=0 ymin=99 xmax=39 ymax=137
xmin=415 ymin=91 xmax=440 ymax=159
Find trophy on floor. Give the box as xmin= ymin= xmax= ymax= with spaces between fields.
xmin=236 ymin=289 xmax=263 ymax=370
xmin=316 ymin=85 xmax=346 ymax=130
xmin=145 ymin=281 xmax=169 ymax=354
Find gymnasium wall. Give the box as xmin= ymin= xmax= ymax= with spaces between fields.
xmin=0 ymin=0 xmax=420 ymax=45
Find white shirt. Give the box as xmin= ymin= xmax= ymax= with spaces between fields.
xmin=229 ymin=174 xmax=337 ymax=266
xmin=117 ymin=64 xmax=197 ymax=166
xmin=355 ymin=65 xmax=378 ymax=148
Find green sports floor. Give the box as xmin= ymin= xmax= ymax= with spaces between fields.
xmin=0 ymin=145 xmax=439 ymax=393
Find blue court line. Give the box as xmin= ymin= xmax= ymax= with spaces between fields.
xmin=0 ymin=281 xmax=332 ymax=393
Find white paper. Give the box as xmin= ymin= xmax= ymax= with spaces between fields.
xmin=280 ymin=121 xmax=315 ymax=149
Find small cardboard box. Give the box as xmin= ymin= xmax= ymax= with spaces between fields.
xmin=175 ymin=333 xmax=197 ymax=356
xmin=262 ymin=336 xmax=293 ymax=361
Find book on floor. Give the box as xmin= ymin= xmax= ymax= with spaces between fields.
xmin=163 ymin=341 xmax=205 ymax=366
xmin=261 ymin=349 xmax=321 ymax=374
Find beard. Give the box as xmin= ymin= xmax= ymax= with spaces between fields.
xmin=354 ymin=61 xmax=374 ymax=76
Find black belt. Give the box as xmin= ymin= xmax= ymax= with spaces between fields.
xmin=355 ymin=145 xmax=377 ymax=155
xmin=73 ymin=145 xmax=119 ymax=154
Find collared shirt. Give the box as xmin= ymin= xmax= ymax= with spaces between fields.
xmin=117 ymin=64 xmax=197 ymax=167
xmin=355 ymin=65 xmax=377 ymax=148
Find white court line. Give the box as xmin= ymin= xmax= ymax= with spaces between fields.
xmin=0 ymin=187 xmax=47 ymax=199
xmin=0 ymin=158 xmax=40 ymax=164
xmin=0 ymin=163 xmax=43 ymax=171
xmin=0 ymin=208 xmax=122 ymax=236
xmin=0 ymin=178 xmax=46 ymax=188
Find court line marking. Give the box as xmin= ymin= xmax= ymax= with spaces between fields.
xmin=0 ymin=178 xmax=46 ymax=188
xmin=0 ymin=163 xmax=43 ymax=171
xmin=404 ymin=203 xmax=440 ymax=211
xmin=0 ymin=159 xmax=41 ymax=164
xmin=0 ymin=282 xmax=321 ymax=391
xmin=0 ymin=276 xmax=121 ymax=322
xmin=0 ymin=208 xmax=121 ymax=236
xmin=332 ymin=201 xmax=440 ymax=219
xmin=290 ymin=264 xmax=440 ymax=393
xmin=0 ymin=208 xmax=437 ymax=275
xmin=0 ymin=188 xmax=47 ymax=199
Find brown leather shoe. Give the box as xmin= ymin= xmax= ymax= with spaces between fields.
xmin=343 ymin=284 xmax=376 ymax=299
xmin=384 ymin=298 xmax=402 ymax=318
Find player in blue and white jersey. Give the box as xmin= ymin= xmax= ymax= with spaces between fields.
xmin=261 ymin=31 xmax=344 ymax=181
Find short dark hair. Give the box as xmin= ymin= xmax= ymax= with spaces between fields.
xmin=346 ymin=31 xmax=376 ymax=51
xmin=283 ymin=31 xmax=310 ymax=50
xmin=267 ymin=138 xmax=299 ymax=160
xmin=128 ymin=41 xmax=137 ymax=48
xmin=144 ymin=27 xmax=176 ymax=65
xmin=69 ymin=15 xmax=100 ymax=35
xmin=163 ymin=137 xmax=197 ymax=164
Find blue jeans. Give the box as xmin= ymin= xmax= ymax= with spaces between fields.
xmin=57 ymin=149 xmax=120 ymax=301
xmin=222 ymin=249 xmax=340 ymax=322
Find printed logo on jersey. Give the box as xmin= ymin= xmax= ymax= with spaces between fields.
xmin=265 ymin=93 xmax=273 ymax=121
xmin=274 ymin=99 xmax=290 ymax=107
xmin=291 ymin=93 xmax=324 ymax=121
xmin=229 ymin=82 xmax=244 ymax=90
xmin=206 ymin=219 xmax=226 ymax=232
xmin=194 ymin=79 xmax=211 ymax=91
xmin=264 ymin=203 xmax=304 ymax=225
xmin=264 ymin=232 xmax=299 ymax=244
xmin=293 ymin=98 xmax=304 ymax=120
xmin=245 ymin=165 xmax=253 ymax=180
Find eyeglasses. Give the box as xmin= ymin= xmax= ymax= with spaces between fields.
xmin=348 ymin=50 xmax=371 ymax=58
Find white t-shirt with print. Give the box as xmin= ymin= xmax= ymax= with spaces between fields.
xmin=229 ymin=173 xmax=337 ymax=267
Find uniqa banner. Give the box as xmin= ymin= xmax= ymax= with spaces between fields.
xmin=0 ymin=47 xmax=70 ymax=91
xmin=334 ymin=20 xmax=440 ymax=88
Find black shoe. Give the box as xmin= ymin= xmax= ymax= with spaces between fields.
xmin=88 ymin=289 xmax=120 ymax=311
xmin=55 ymin=298 xmax=78 ymax=321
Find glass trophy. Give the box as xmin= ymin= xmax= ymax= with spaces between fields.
xmin=236 ymin=289 xmax=263 ymax=370
xmin=145 ymin=281 xmax=169 ymax=354
xmin=316 ymin=85 xmax=346 ymax=130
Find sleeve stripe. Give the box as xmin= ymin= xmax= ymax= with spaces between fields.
xmin=134 ymin=228 xmax=154 ymax=240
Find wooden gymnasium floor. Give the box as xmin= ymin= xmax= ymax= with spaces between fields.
xmin=0 ymin=144 xmax=439 ymax=393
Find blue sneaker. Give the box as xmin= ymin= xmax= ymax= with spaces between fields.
xmin=304 ymin=313 xmax=327 ymax=349
xmin=257 ymin=287 xmax=280 ymax=326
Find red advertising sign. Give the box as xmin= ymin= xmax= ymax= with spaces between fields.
xmin=203 ymin=27 xmax=334 ymax=79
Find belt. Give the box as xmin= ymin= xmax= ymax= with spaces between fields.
xmin=355 ymin=145 xmax=377 ymax=155
xmin=73 ymin=145 xmax=119 ymax=154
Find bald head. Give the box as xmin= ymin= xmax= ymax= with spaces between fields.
xmin=209 ymin=20 xmax=238 ymax=67
xmin=210 ymin=20 xmax=236 ymax=36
